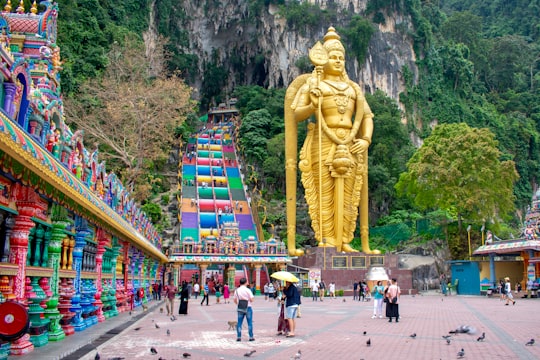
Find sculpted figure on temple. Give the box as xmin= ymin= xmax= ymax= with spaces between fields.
xmin=285 ymin=27 xmax=379 ymax=255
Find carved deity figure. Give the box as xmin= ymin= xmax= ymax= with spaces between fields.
xmin=285 ymin=27 xmax=379 ymax=255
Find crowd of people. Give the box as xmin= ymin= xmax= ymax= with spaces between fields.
xmin=149 ymin=275 xmax=407 ymax=342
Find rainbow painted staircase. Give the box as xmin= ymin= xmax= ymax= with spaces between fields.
xmin=180 ymin=124 xmax=258 ymax=246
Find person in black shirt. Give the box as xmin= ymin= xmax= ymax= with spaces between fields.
xmin=283 ymin=281 xmax=301 ymax=337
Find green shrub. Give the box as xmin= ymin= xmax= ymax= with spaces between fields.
xmin=161 ymin=194 xmax=170 ymax=204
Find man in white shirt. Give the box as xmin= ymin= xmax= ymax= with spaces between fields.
xmin=193 ymin=282 xmax=200 ymax=299
xmin=234 ymin=278 xmax=255 ymax=341
xmin=311 ymin=281 xmax=319 ymax=301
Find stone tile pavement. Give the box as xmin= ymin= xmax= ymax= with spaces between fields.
xmin=10 ymin=293 xmax=540 ymax=360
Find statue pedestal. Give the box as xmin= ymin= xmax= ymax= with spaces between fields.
xmin=293 ymin=246 xmax=413 ymax=294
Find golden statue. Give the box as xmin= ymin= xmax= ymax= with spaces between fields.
xmin=285 ymin=27 xmax=379 ymax=255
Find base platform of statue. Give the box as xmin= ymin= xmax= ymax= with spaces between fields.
xmin=292 ymin=246 xmax=414 ymax=295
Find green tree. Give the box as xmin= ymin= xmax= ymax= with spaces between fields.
xmin=395 ymin=123 xmax=518 ymax=233
xmin=338 ymin=16 xmax=375 ymax=65
xmin=366 ymin=91 xmax=415 ymax=221
xmin=238 ymin=109 xmax=274 ymax=164
xmin=64 ymin=36 xmax=195 ymax=201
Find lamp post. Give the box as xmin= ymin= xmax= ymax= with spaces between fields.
xmin=467 ymin=225 xmax=472 ymax=260
xmin=322 ymin=238 xmax=326 ymax=270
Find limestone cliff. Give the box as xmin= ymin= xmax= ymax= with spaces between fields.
xmin=157 ymin=0 xmax=417 ymax=105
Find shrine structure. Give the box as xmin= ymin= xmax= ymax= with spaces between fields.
xmin=0 ymin=1 xmax=167 ymax=356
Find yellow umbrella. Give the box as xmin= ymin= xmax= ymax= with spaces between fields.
xmin=270 ymin=271 xmax=299 ymax=283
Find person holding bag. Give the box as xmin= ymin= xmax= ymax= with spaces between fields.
xmin=234 ymin=278 xmax=255 ymax=341
xmin=386 ymin=278 xmax=401 ymax=323
xmin=371 ymin=281 xmax=384 ymax=319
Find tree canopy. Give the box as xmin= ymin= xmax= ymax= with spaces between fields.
xmin=64 ymin=35 xmax=196 ymax=201
xmin=395 ymin=123 xmax=519 ymax=229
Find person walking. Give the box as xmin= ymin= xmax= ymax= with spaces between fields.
xmin=386 ymin=278 xmax=401 ymax=323
xmin=200 ymin=282 xmax=210 ymax=306
xmin=193 ymin=281 xmax=200 ymax=299
xmin=504 ymin=277 xmax=516 ymax=305
xmin=152 ymin=282 xmax=158 ymax=300
xmin=353 ymin=280 xmax=359 ymax=301
xmin=178 ymin=281 xmax=189 ymax=315
xmin=264 ymin=282 xmax=269 ymax=301
xmin=319 ymin=280 xmax=326 ymax=301
xmin=223 ymin=283 xmax=230 ymax=304
xmin=329 ymin=282 xmax=336 ymax=299
xmin=234 ymin=277 xmax=255 ymax=341
xmin=371 ymin=281 xmax=384 ymax=319
xmin=215 ymin=283 xmax=223 ymax=304
xmin=359 ymin=281 xmax=366 ymax=302
xmin=276 ymin=283 xmax=290 ymax=336
xmin=165 ymin=280 xmax=177 ymax=316
xmin=283 ymin=281 xmax=301 ymax=337
xmin=311 ymin=281 xmax=319 ymax=301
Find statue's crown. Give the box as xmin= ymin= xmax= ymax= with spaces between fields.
xmin=323 ymin=27 xmax=345 ymax=53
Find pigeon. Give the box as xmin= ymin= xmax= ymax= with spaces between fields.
xmin=447 ymin=339 xmax=451 ymax=345
xmin=134 ymin=327 xmax=141 ymax=331
xmin=244 ymin=350 xmax=256 ymax=357
xmin=95 ymin=352 xmax=101 ymax=360
xmin=155 ymin=323 xmax=160 ymax=329
xmin=293 ymin=349 xmax=302 ymax=359
xmin=410 ymin=333 xmax=417 ymax=339
xmin=166 ymin=329 xmax=170 ymax=336
xmin=171 ymin=315 xmax=177 ymax=321
xmin=150 ymin=347 xmax=158 ymax=355
xmin=342 ymin=298 xmax=346 ymax=302
xmin=129 ymin=311 xmax=132 ymax=316
xmin=363 ymin=331 xmax=367 ymax=336
xmin=442 ymin=335 xmax=452 ymax=340
xmin=366 ymin=338 xmax=371 ymax=347
xmin=158 ymin=358 xmax=165 ymax=360
xmin=160 ymin=307 xmax=164 ymax=313
xmin=182 ymin=353 xmax=191 ymax=358
xmin=525 ymin=338 xmax=535 ymax=346
xmin=450 ymin=325 xmax=477 ymax=335
xmin=143 ymin=305 xmax=148 ymax=311
xmin=457 ymin=348 xmax=465 ymax=358
xmin=477 ymin=332 xmax=485 ymax=342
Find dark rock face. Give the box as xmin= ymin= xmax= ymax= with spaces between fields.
xmin=158 ymin=1 xmax=417 ymax=105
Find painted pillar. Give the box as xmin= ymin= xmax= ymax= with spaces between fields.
xmin=254 ymin=264 xmax=262 ymax=294
xmin=9 ymin=184 xmax=37 ymax=355
xmin=46 ymin=204 xmax=68 ymax=341
xmin=199 ymin=263 xmax=208 ymax=285
xmin=32 ymin=225 xmax=44 ymax=267
xmin=94 ymin=228 xmax=106 ymax=322
xmin=71 ymin=216 xmax=90 ymax=331
xmin=489 ymin=253 xmax=496 ymax=288
xmin=109 ymin=238 xmax=120 ymax=316
xmin=122 ymin=241 xmax=131 ymax=310
xmin=142 ymin=258 xmax=149 ymax=304
xmin=1 ymin=215 xmax=14 ymax=263
xmin=3 ymin=83 xmax=16 ymax=117
xmin=227 ymin=265 xmax=235 ymax=290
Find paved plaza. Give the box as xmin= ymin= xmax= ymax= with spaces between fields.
xmin=14 ymin=293 xmax=540 ymax=360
